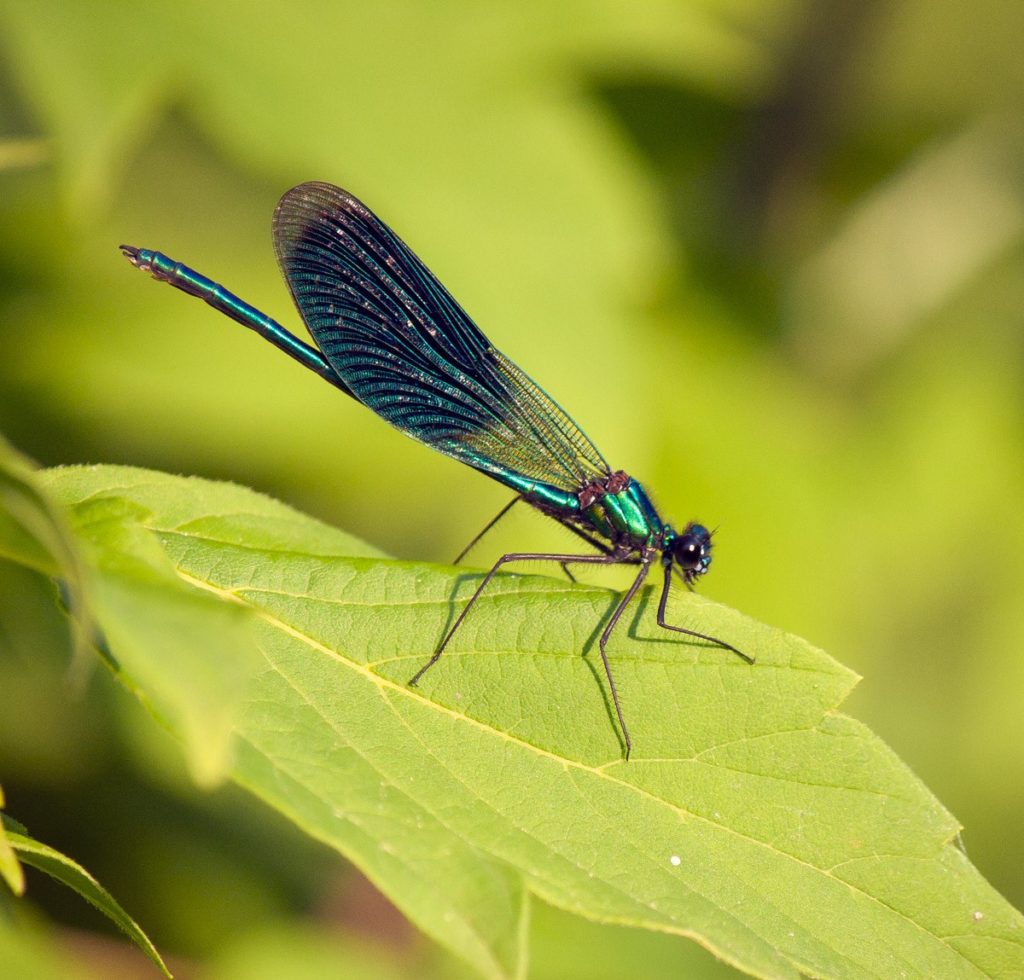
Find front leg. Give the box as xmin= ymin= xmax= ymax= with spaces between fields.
xmin=656 ymin=562 xmax=753 ymax=663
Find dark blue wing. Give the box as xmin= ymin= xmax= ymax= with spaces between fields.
xmin=272 ymin=182 xmax=610 ymax=493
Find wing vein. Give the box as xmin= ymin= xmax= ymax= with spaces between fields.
xmin=272 ymin=182 xmax=610 ymax=494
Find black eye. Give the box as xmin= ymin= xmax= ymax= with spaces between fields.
xmin=673 ymin=524 xmax=712 ymax=575
xmin=673 ymin=535 xmax=703 ymax=570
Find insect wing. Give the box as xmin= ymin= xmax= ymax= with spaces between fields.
xmin=272 ymin=182 xmax=609 ymax=492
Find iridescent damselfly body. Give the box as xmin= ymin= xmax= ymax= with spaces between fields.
xmin=121 ymin=182 xmax=753 ymax=758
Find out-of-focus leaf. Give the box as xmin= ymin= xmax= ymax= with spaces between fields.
xmin=0 ymin=910 xmax=101 ymax=980
xmin=0 ymin=138 xmax=48 ymax=171
xmin=0 ymin=788 xmax=26 ymax=895
xmin=787 ymin=115 xmax=1024 ymax=380
xmin=207 ymin=922 xmax=427 ymax=980
xmin=0 ymin=436 xmax=69 ymax=580
xmin=8 ymin=827 xmax=171 ymax=978
xmin=12 ymin=463 xmax=1021 ymax=979
xmin=89 ymin=571 xmax=260 ymax=787
xmin=0 ymin=1 xmax=764 ymax=213
xmin=0 ymin=435 xmax=90 ymax=669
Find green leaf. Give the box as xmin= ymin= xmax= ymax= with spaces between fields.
xmin=0 ymin=437 xmax=94 ymax=678
xmin=0 ymin=436 xmax=83 ymax=598
xmin=0 ymin=788 xmax=26 ymax=896
xmin=7 ymin=827 xmax=171 ymax=978
xmin=13 ymin=463 xmax=1024 ymax=978
xmin=45 ymin=465 xmax=380 ymax=788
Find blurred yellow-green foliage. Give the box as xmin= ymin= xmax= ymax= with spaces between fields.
xmin=1 ymin=1 xmax=1022 ymax=976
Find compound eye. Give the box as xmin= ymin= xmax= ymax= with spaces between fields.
xmin=673 ymin=535 xmax=704 ymax=570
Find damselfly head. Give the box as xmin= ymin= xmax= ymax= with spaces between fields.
xmin=672 ymin=523 xmax=713 ymax=584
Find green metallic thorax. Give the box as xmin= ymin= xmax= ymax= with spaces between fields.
xmin=580 ymin=478 xmax=663 ymax=545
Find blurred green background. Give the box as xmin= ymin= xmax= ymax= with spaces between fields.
xmin=1 ymin=1 xmax=1022 ymax=977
